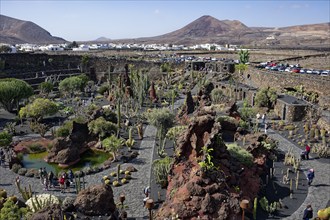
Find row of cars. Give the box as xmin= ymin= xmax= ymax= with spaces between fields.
xmin=256 ymin=62 xmax=329 ymax=76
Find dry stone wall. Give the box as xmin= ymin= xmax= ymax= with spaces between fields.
xmin=242 ymin=69 xmax=330 ymax=96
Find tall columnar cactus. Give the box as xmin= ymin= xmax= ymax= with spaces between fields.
xmin=117 ymin=164 xmax=121 ymax=182
xmin=310 ymin=128 xmax=315 ymax=140
xmin=117 ymin=98 xmax=121 ymax=137
xmin=74 ymin=175 xmax=81 ymax=194
xmin=15 ymin=181 xmax=32 ymax=202
xmin=290 ymin=179 xmax=293 ymax=198
xmin=315 ymin=128 xmax=320 ymax=140
xmin=296 ymin=171 xmax=300 ymax=190
xmin=253 ymin=197 xmax=258 ymax=220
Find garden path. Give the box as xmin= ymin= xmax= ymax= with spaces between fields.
xmin=0 ymin=124 xmax=157 ymax=219
xmin=267 ymin=128 xmax=330 ymax=220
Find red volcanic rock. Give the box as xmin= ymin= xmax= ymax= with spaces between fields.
xmin=74 ymin=184 xmax=118 ymax=216
xmin=155 ymin=110 xmax=263 ymax=219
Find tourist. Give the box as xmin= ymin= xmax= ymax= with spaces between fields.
xmin=303 ymin=204 xmax=313 ymax=220
xmin=262 ymin=113 xmax=266 ymax=124
xmin=305 ymin=144 xmax=311 ymax=160
xmin=59 ymin=174 xmax=65 ymax=193
xmin=39 ymin=168 xmax=44 ymax=185
xmin=0 ymin=149 xmax=4 ymax=167
xmin=264 ymin=123 xmax=268 ymax=134
xmin=144 ymin=186 xmax=151 ymax=197
xmin=68 ymin=169 xmax=74 ymax=184
xmin=307 ymin=169 xmax=315 ymax=186
xmin=48 ymin=171 xmax=54 ymax=188
xmin=44 ymin=177 xmax=49 ymax=191
xmin=256 ymin=112 xmax=261 ymax=120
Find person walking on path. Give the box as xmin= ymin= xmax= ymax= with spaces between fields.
xmin=305 ymin=144 xmax=311 ymax=160
xmin=59 ymin=174 xmax=65 ymax=193
xmin=39 ymin=168 xmax=44 ymax=185
xmin=143 ymin=186 xmax=151 ymax=207
xmin=264 ymin=122 xmax=268 ymax=134
xmin=262 ymin=113 xmax=266 ymax=124
xmin=307 ymin=169 xmax=315 ymax=186
xmin=303 ymin=204 xmax=313 ymax=220
xmin=48 ymin=171 xmax=54 ymax=188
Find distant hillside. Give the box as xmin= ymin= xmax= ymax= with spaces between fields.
xmin=0 ymin=14 xmax=66 ymax=44
xmin=109 ymin=15 xmax=330 ymax=47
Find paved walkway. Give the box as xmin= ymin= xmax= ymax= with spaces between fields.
xmin=1 ymin=114 xmax=329 ymax=219
xmin=0 ymin=125 xmax=157 ymax=219
xmin=267 ymin=129 xmax=330 ymax=220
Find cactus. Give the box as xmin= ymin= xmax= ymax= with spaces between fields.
xmin=315 ymin=128 xmax=320 ymax=140
xmin=74 ymin=175 xmax=81 ymax=194
xmin=320 ymin=128 xmax=326 ymax=137
xmin=296 ymin=171 xmax=300 ymax=190
xmin=117 ymin=164 xmax=121 ymax=182
xmin=136 ymin=123 xmax=144 ymax=140
xmin=290 ymin=179 xmax=293 ymax=199
xmin=310 ymin=128 xmax=315 ymax=140
xmin=125 ymin=127 xmax=135 ymax=151
xmin=15 ymin=181 xmax=32 ymax=201
xmin=117 ymin=98 xmax=121 ymax=137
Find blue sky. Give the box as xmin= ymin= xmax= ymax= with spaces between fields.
xmin=1 ymin=0 xmax=329 ymax=41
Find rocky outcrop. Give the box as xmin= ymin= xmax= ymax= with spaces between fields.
xmin=30 ymin=204 xmax=63 ymax=220
xmin=149 ymin=82 xmax=158 ymax=103
xmin=46 ymin=122 xmax=90 ymax=166
xmin=74 ymin=184 xmax=118 ymax=216
xmin=156 ymin=110 xmax=262 ymax=219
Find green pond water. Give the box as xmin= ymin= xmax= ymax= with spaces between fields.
xmin=22 ymin=149 xmax=111 ymax=174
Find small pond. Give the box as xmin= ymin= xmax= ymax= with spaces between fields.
xmin=22 ymin=149 xmax=111 ymax=174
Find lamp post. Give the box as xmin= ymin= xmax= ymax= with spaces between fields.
xmin=119 ymin=194 xmax=125 ymax=209
xmin=145 ymin=199 xmax=154 ymax=220
xmin=240 ymin=199 xmax=250 ymax=220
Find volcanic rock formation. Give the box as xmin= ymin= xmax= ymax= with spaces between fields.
xmin=156 ymin=110 xmax=262 ymax=219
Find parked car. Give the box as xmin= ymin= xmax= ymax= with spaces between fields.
xmin=312 ymin=70 xmax=322 ymax=75
xmin=321 ymin=70 xmax=329 ymax=76
xmin=291 ymin=68 xmax=301 ymax=73
xmin=306 ymin=69 xmax=313 ymax=74
xmin=300 ymin=69 xmax=307 ymax=74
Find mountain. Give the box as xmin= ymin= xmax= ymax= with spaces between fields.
xmin=110 ymin=15 xmax=329 ymax=47
xmin=0 ymin=14 xmax=66 ymax=44
xmin=127 ymin=15 xmax=252 ymax=45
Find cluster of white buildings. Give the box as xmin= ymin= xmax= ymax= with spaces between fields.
xmin=1 ymin=42 xmax=240 ymax=53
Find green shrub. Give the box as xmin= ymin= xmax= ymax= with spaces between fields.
xmin=166 ymin=126 xmax=187 ymax=141
xmin=145 ymin=108 xmax=175 ymax=137
xmin=16 ymin=152 xmax=24 ymax=162
xmin=284 ymin=125 xmax=295 ymax=131
xmin=227 ymin=143 xmax=253 ymax=167
xmin=98 ymin=84 xmax=111 ymax=95
xmin=152 ymin=156 xmax=173 ymax=188
xmin=27 ymin=143 xmax=45 ymax=153
xmin=56 ymin=121 xmax=72 ymax=137
xmin=102 ymin=108 xmax=118 ymax=124
xmin=88 ymin=117 xmax=117 ymax=139
xmin=211 ymin=88 xmax=224 ymax=104
xmin=239 ymin=120 xmax=249 ymax=130
xmin=0 ymin=131 xmax=12 ymax=147
xmin=11 ymin=163 xmax=22 ymax=173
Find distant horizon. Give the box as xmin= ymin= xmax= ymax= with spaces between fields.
xmin=1 ymin=0 xmax=329 ymax=42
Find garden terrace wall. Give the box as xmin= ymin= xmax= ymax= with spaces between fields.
xmin=0 ymin=53 xmax=82 ymax=75
xmin=241 ymin=68 xmax=330 ymax=96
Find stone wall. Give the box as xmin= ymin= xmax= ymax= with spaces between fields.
xmin=274 ymin=100 xmax=309 ymax=122
xmin=241 ymin=69 xmax=330 ymax=96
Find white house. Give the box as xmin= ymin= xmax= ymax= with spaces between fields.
xmin=73 ymin=44 xmax=89 ymax=51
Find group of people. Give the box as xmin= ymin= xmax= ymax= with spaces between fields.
xmin=38 ymin=167 xmax=74 ymax=193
